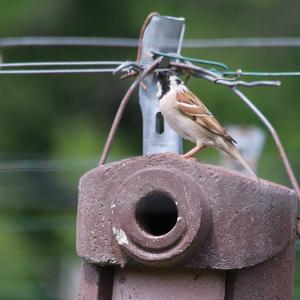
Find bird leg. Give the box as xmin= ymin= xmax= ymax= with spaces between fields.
xmin=181 ymin=144 xmax=206 ymax=159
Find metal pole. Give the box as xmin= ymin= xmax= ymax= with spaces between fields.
xmin=138 ymin=15 xmax=185 ymax=154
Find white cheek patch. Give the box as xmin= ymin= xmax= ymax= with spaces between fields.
xmin=157 ymin=83 xmax=162 ymax=98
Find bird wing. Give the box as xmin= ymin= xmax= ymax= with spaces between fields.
xmin=176 ymin=90 xmax=236 ymax=144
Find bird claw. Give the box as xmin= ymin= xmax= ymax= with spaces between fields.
xmin=180 ymin=155 xmax=197 ymax=161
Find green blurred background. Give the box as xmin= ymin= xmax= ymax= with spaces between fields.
xmin=0 ymin=0 xmax=299 ymax=299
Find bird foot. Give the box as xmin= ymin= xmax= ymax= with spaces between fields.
xmin=180 ymin=154 xmax=197 ymax=161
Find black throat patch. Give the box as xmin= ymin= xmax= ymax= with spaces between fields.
xmin=157 ymin=72 xmax=170 ymax=100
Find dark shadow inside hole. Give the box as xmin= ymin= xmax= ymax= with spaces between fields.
xmin=135 ymin=191 xmax=178 ymax=236
xmin=155 ymin=112 xmax=164 ymax=134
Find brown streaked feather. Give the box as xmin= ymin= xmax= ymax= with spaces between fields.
xmin=176 ymin=90 xmax=236 ymax=144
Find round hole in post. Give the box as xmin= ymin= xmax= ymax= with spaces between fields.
xmin=112 ymin=167 xmax=211 ymax=265
xmin=135 ymin=191 xmax=178 ymax=236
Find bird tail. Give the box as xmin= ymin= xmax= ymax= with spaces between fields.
xmin=228 ymin=145 xmax=257 ymax=178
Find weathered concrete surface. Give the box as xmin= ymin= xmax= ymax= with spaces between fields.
xmin=79 ymin=260 xmax=114 ymax=300
xmin=112 ymin=267 xmax=225 ymax=300
xmin=225 ymin=243 xmax=296 ymax=300
xmin=77 ymin=153 xmax=297 ymax=270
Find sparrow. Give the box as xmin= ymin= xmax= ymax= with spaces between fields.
xmin=156 ymin=71 xmax=256 ymax=177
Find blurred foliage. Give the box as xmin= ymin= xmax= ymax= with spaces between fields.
xmin=0 ymin=0 xmax=299 ymax=299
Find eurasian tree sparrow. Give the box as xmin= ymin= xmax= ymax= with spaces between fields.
xmin=156 ymin=71 xmax=256 ymax=177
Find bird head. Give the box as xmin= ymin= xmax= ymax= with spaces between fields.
xmin=155 ymin=71 xmax=183 ymax=100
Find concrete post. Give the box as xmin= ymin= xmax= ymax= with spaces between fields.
xmin=77 ymin=153 xmax=298 ymax=299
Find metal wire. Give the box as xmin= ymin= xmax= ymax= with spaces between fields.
xmin=0 ymin=67 xmax=295 ymax=79
xmin=1 ymin=65 xmax=300 ymax=77
xmin=154 ymin=51 xmax=300 ymax=78
xmin=0 ymin=60 xmax=135 ymax=75
xmin=2 ymin=36 xmax=300 ymax=49
xmin=136 ymin=12 xmax=160 ymax=62
xmin=223 ymin=71 xmax=300 ymax=77
xmin=171 ymin=62 xmax=280 ymax=87
xmin=183 ymin=37 xmax=300 ymax=48
xmin=99 ymin=57 xmax=162 ymax=165
xmin=0 ymin=68 xmax=116 ymax=75
xmin=0 ymin=37 xmax=139 ymax=48
xmin=152 ymin=50 xmax=229 ymax=70
xmin=0 ymin=61 xmax=124 ymax=68
xmin=233 ymin=88 xmax=300 ymax=200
